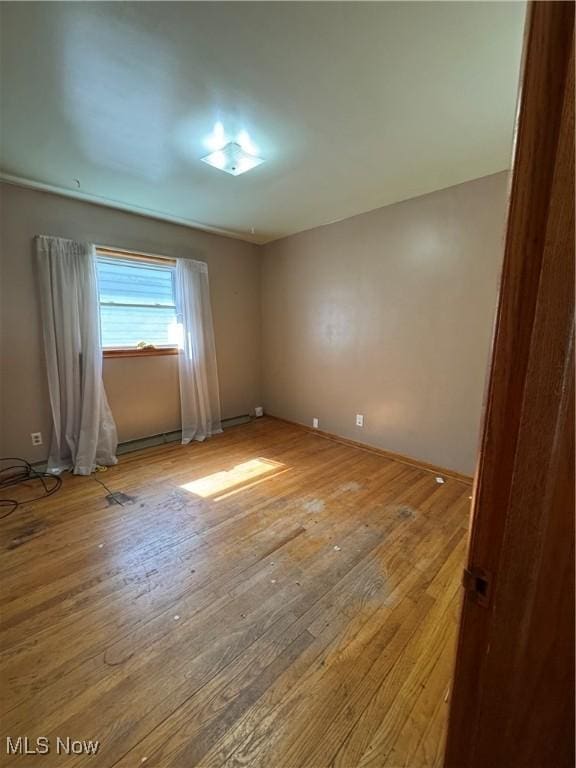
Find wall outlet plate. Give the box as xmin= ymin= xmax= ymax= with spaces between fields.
xmin=31 ymin=432 xmax=43 ymax=446
xmin=356 ymin=414 xmax=364 ymax=427
xmin=312 ymin=418 xmax=319 ymax=429
xmin=254 ymin=406 xmax=264 ymax=418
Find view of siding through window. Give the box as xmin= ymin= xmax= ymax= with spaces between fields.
xmin=96 ymin=256 xmax=178 ymax=348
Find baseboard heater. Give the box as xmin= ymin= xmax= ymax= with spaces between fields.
xmin=116 ymin=414 xmax=253 ymax=456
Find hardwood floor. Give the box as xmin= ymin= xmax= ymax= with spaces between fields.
xmin=0 ymin=417 xmax=471 ymax=767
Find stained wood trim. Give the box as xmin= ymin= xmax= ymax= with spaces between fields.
xmin=267 ymin=415 xmax=473 ymax=485
xmin=103 ymin=347 xmax=179 ymax=359
xmin=96 ymin=246 xmax=177 ymax=266
xmin=444 ymin=3 xmax=575 ymax=766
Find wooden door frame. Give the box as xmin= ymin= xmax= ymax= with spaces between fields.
xmin=444 ymin=2 xmax=575 ymax=766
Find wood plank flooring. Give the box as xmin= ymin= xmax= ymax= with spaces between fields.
xmin=0 ymin=417 xmax=471 ymax=767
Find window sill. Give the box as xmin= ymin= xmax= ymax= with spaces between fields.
xmin=103 ymin=347 xmax=179 ymax=359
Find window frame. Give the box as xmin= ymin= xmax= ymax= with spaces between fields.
xmin=96 ymin=247 xmax=180 ymax=358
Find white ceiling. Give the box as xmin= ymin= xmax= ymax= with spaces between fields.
xmin=0 ymin=2 xmax=525 ymax=244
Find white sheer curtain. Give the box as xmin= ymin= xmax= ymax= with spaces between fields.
xmin=175 ymin=258 xmax=222 ymax=443
xmin=36 ymin=236 xmax=118 ymax=475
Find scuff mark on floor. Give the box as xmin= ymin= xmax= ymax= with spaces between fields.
xmin=397 ymin=504 xmax=418 ymax=520
xmin=303 ymin=498 xmax=325 ymax=514
xmin=337 ymin=481 xmax=363 ymax=494
xmin=6 ymin=519 xmax=47 ymax=550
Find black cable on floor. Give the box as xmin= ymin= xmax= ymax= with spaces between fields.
xmin=0 ymin=458 xmax=62 ymax=520
xmin=91 ymin=474 xmax=126 ymax=506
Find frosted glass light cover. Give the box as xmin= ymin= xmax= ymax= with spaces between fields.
xmin=201 ymin=142 xmax=264 ymax=176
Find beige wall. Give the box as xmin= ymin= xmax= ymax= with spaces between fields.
xmin=103 ymin=355 xmax=181 ymax=443
xmin=261 ymin=172 xmax=509 ymax=476
xmin=1 ymin=174 xmax=507 ymax=472
xmin=0 ymin=183 xmax=262 ymax=461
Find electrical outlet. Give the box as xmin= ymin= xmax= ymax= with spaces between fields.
xmin=31 ymin=432 xmax=43 ymax=446
xmin=254 ymin=406 xmax=264 ymax=418
xmin=312 ymin=418 xmax=319 ymax=429
xmin=356 ymin=414 xmax=364 ymax=427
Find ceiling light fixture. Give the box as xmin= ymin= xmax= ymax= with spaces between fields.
xmin=201 ymin=141 xmax=264 ymax=177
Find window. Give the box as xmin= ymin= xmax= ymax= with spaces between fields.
xmin=96 ymin=249 xmax=179 ymax=356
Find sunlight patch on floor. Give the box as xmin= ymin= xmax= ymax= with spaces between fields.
xmin=180 ymin=458 xmax=286 ymax=499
